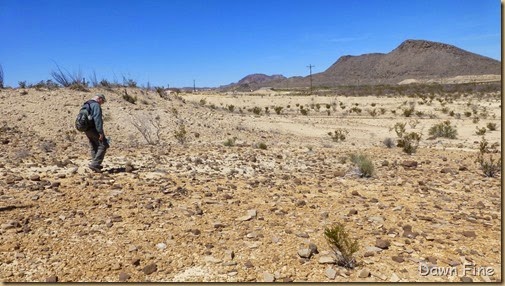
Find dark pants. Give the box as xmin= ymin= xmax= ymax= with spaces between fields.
xmin=84 ymin=129 xmax=109 ymax=167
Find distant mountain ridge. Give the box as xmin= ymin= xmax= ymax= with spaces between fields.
xmin=222 ymin=39 xmax=500 ymax=90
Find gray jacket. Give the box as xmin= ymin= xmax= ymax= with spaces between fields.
xmin=86 ymin=100 xmax=105 ymax=135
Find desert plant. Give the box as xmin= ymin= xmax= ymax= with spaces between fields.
xmin=224 ymin=137 xmax=236 ymax=147
xmin=227 ymin=105 xmax=235 ymax=112
xmin=199 ymin=98 xmax=206 ymax=106
xmin=123 ymin=92 xmax=137 ymax=104
xmin=50 ymin=64 xmax=84 ymax=87
xmin=487 ymin=122 xmax=497 ymax=131
xmin=324 ymin=223 xmax=359 ymax=268
xmin=254 ymin=142 xmax=267 ymax=150
xmin=401 ymin=132 xmax=422 ymax=154
xmin=252 ymin=106 xmax=262 ymax=115
xmin=476 ymin=137 xmax=501 ymax=177
xmin=475 ymin=127 xmax=487 ymax=135
xmin=402 ymin=107 xmax=415 ymax=117
xmin=174 ymin=123 xmax=187 ymax=144
xmin=18 ymin=81 xmax=27 ymax=89
xmin=274 ymin=106 xmax=283 ymax=115
xmin=130 ymin=114 xmax=162 ymax=145
xmin=300 ymin=109 xmax=308 ymax=116
xmin=428 ymin=120 xmax=457 ymax=139
xmin=328 ymin=129 xmax=349 ymax=142
xmin=349 ymin=154 xmax=374 ymax=178
xmin=383 ymin=137 xmax=395 ymax=148
xmin=368 ymin=109 xmax=378 ymax=117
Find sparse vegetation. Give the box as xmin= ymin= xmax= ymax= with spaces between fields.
xmin=476 ymin=137 xmax=501 ymax=177
xmin=475 ymin=126 xmax=487 ymax=135
xmin=0 ymin=64 xmax=4 ymax=88
xmin=123 ymin=89 xmax=137 ymax=104
xmin=224 ymin=137 xmax=236 ymax=147
xmin=328 ymin=129 xmax=349 ymax=142
xmin=349 ymin=153 xmax=374 ymax=178
xmin=391 ymin=122 xmax=422 ymax=154
xmin=383 ymin=137 xmax=395 ymax=148
xmin=487 ymin=122 xmax=497 ymax=131
xmin=324 ymin=223 xmax=359 ymax=268
xmin=174 ymin=123 xmax=188 ymax=144
xmin=428 ymin=120 xmax=457 ymax=139
xmin=130 ymin=114 xmax=162 ymax=145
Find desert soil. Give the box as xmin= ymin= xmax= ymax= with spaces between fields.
xmin=0 ymin=87 xmax=501 ymax=282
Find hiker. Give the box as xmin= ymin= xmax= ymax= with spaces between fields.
xmin=83 ymin=94 xmax=109 ymax=172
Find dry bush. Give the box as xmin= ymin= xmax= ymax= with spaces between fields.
xmin=130 ymin=114 xmax=162 ymax=145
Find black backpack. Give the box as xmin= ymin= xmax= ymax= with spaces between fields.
xmin=75 ymin=101 xmax=93 ymax=132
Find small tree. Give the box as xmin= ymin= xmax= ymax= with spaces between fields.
xmin=324 ymin=223 xmax=359 ymax=268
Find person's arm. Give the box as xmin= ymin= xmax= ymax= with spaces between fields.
xmin=90 ymin=103 xmax=105 ymax=140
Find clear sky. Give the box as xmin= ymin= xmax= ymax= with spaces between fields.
xmin=0 ymin=0 xmax=501 ymax=88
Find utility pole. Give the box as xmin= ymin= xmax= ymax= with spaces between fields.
xmin=193 ymin=80 xmax=196 ymax=93
xmin=307 ymin=64 xmax=315 ymax=93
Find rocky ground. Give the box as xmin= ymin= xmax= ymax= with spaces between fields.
xmin=0 ymin=87 xmax=501 ymax=282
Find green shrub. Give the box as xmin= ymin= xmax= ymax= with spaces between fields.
xmin=324 ymin=223 xmax=359 ymax=269
xmin=255 ymin=142 xmax=267 ymax=150
xmin=349 ymin=154 xmax=374 ymax=178
xmin=401 ymin=132 xmax=422 ymax=154
xmin=224 ymin=137 xmax=236 ymax=147
xmin=476 ymin=138 xmax=501 ymax=177
xmin=428 ymin=120 xmax=457 ymax=139
xmin=403 ymin=107 xmax=415 ymax=117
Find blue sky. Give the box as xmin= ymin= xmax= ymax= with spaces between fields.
xmin=0 ymin=0 xmax=500 ymax=88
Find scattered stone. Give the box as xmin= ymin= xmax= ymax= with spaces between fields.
xmin=297 ymin=248 xmax=312 ymax=259
xmin=462 ymin=231 xmax=476 ymax=238
xmin=460 ymin=276 xmax=473 ymax=282
xmin=308 ymin=243 xmax=319 ymax=255
xmin=325 ymin=267 xmax=337 ymax=280
xmin=156 ymin=243 xmax=167 ymax=250
xmin=392 ymin=256 xmax=405 ymax=263
xmin=29 ymin=174 xmax=41 ymax=181
xmin=237 ymin=209 xmax=257 ymax=221
xmin=318 ymin=255 xmax=336 ymax=264
xmin=375 ymin=239 xmax=390 ymax=249
xmin=143 ymin=263 xmax=157 ymax=275
xmin=440 ymin=168 xmax=456 ymax=174
xmin=263 ymin=272 xmax=275 ymax=282
xmin=131 ymin=258 xmax=141 ymax=266
xmin=348 ymin=209 xmax=358 ymax=215
xmin=351 ymin=190 xmax=360 ymax=196
xmin=401 ymin=160 xmax=418 ymax=168
xmin=295 ymin=232 xmax=310 ymax=238
xmin=189 ymin=229 xmax=201 ymax=235
xmin=358 ymin=269 xmax=370 ymax=278
xmin=390 ymin=273 xmax=400 ymax=282
xmin=244 ymin=260 xmax=254 ymax=268
xmin=295 ymin=200 xmax=306 ymax=207
xmin=368 ymin=216 xmax=384 ymax=224
xmin=46 ymin=276 xmax=58 ymax=282
xmin=119 ymin=272 xmax=130 ymax=282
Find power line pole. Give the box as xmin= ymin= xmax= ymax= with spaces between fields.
xmin=193 ymin=80 xmax=196 ymax=92
xmin=307 ymin=64 xmax=315 ymax=93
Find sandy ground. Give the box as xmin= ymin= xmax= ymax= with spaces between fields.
xmin=0 ymin=87 xmax=501 ymax=282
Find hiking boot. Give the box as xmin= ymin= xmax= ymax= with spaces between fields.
xmin=88 ymin=164 xmax=102 ymax=173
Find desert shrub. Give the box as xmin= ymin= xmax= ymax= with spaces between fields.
xmin=368 ymin=109 xmax=377 ymax=117
xmin=349 ymin=107 xmax=361 ymax=114
xmin=123 ymin=90 xmax=137 ymax=104
xmin=224 ymin=137 xmax=236 ymax=147
xmin=324 ymin=223 xmax=359 ymax=269
xmin=472 ymin=117 xmax=480 ymax=124
xmin=131 ymin=114 xmax=162 ymax=145
xmin=402 ymin=107 xmax=415 ymax=117
xmin=227 ymin=105 xmax=235 ymax=112
xmin=39 ymin=140 xmax=56 ymax=153
xmin=156 ymin=87 xmax=167 ymax=98
xmin=69 ymin=83 xmax=89 ymax=92
xmin=326 ymin=104 xmax=331 ymax=109
xmin=391 ymin=122 xmax=421 ymax=154
xmin=383 ymin=137 xmax=395 ymax=148
xmin=349 ymin=154 xmax=374 ymax=178
xmin=379 ymin=108 xmax=386 ymax=115
xmin=476 ymin=138 xmax=501 ymax=177
xmin=328 ymin=129 xmax=349 ymax=142
xmin=487 ymin=122 xmax=497 ymax=131
xmin=300 ymin=109 xmax=308 ymax=116
xmin=252 ymin=106 xmax=262 ymax=115
xmin=199 ymin=98 xmax=206 ymax=106
xmin=18 ymin=81 xmax=27 ymax=88
xmin=274 ymin=106 xmax=283 ymax=115
xmin=428 ymin=121 xmax=457 ymax=139
xmin=254 ymin=142 xmax=267 ymax=150
xmin=50 ymin=64 xmax=84 ymax=87
xmin=174 ymin=123 xmax=187 ymax=144
xmin=475 ymin=127 xmax=487 ymax=135
xmin=122 ymin=76 xmax=137 ymax=88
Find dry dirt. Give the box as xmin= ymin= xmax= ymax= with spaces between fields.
xmin=0 ymin=87 xmax=501 ymax=282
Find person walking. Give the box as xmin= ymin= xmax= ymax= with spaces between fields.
xmin=83 ymin=94 xmax=109 ymax=172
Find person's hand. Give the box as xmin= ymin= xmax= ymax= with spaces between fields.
xmin=99 ymin=134 xmax=104 ymax=141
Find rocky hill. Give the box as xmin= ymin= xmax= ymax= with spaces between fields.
xmin=224 ymin=39 xmax=501 ymax=90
